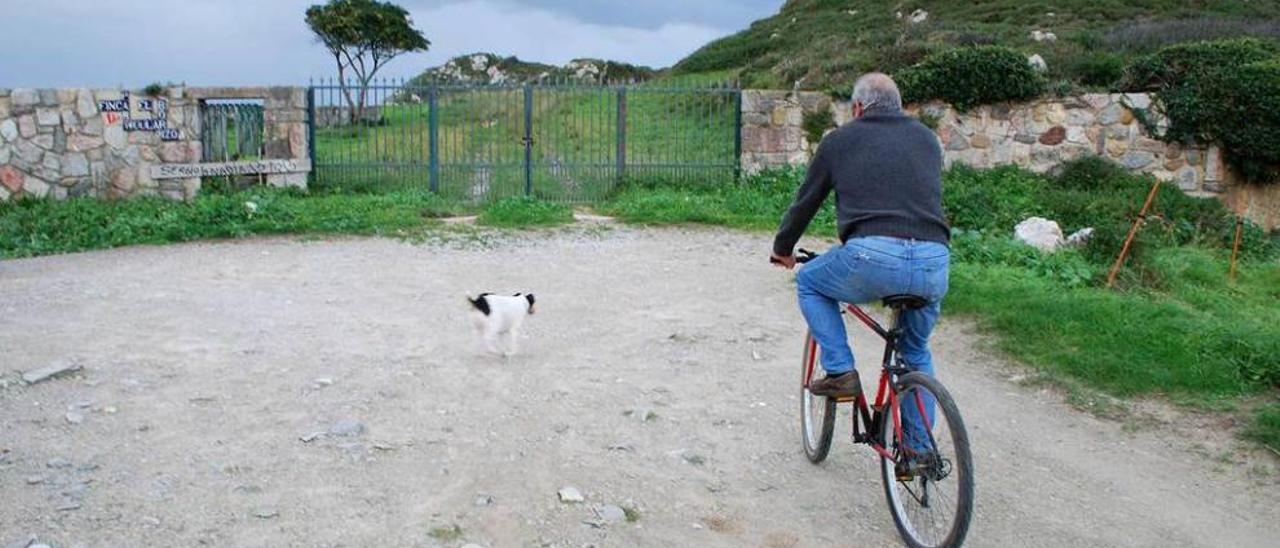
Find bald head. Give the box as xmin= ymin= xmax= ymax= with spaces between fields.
xmin=852 ymin=73 xmax=903 ymax=113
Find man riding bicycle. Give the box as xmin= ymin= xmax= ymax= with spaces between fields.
xmin=770 ymin=73 xmax=950 ymax=401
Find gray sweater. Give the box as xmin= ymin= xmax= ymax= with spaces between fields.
xmin=772 ymin=109 xmax=950 ymax=257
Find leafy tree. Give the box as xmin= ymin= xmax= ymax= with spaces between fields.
xmin=306 ymin=0 xmax=429 ymax=124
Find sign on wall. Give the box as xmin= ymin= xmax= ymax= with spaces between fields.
xmin=150 ymin=159 xmax=311 ymax=180
xmin=98 ymin=93 xmax=181 ymax=141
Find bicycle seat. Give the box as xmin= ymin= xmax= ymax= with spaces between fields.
xmin=881 ymin=294 xmax=929 ymax=310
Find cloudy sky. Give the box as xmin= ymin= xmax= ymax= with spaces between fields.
xmin=2 ymin=0 xmax=780 ymax=87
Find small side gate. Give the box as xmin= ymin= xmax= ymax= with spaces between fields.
xmin=308 ymin=79 xmax=740 ymax=202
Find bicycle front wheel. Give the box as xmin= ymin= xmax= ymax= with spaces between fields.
xmin=800 ymin=332 xmax=836 ymax=463
xmin=880 ymin=372 xmax=974 ymax=548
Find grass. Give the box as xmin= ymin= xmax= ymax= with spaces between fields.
xmin=1244 ymin=404 xmax=1280 ymax=453
xmin=476 ymin=196 xmax=574 ymax=227
xmin=673 ymin=0 xmax=1280 ymax=93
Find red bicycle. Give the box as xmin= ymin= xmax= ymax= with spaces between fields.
xmin=791 ymin=249 xmax=974 ymax=548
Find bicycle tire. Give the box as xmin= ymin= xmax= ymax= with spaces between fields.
xmin=879 ymin=372 xmax=974 ymax=548
xmin=800 ymin=331 xmax=837 ymax=463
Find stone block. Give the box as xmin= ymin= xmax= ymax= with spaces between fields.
xmin=1202 ymin=180 xmax=1225 ymax=193
xmin=0 ymin=119 xmax=16 ymax=142
xmin=1185 ymin=149 xmax=1202 ymax=166
xmin=1045 ymin=104 xmax=1066 ymax=124
xmin=1119 ymin=150 xmax=1155 ymax=169
xmin=18 ymin=115 xmax=36 ymax=138
xmin=38 ymin=89 xmax=58 ymax=106
xmin=1123 ymin=93 xmax=1152 ymax=110
xmin=1205 ymin=145 xmax=1222 ymax=181
xmin=946 ymin=130 xmax=970 ymax=151
xmin=0 ymin=165 xmax=24 ymax=192
xmin=60 ymin=109 xmax=79 ymax=131
xmin=76 ymin=89 xmax=96 ymax=118
xmin=110 ymin=167 xmax=137 ymax=193
xmin=32 ymin=134 xmax=54 ymax=150
xmin=25 ymin=175 xmax=50 ymax=197
xmin=160 ymin=142 xmax=189 ymax=163
xmin=0 ymin=185 xmax=8 ymax=201
xmin=1039 ymin=126 xmax=1066 ymax=146
xmin=1013 ymin=132 xmax=1038 ymax=145
xmin=82 ymin=116 xmax=104 ymax=136
xmin=56 ymin=89 xmax=77 ymax=103
xmin=68 ymin=134 xmax=103 ymax=152
xmin=11 ymin=88 xmax=39 ymax=110
xmin=1164 ymin=156 xmax=1186 ymax=171
xmin=289 ymin=124 xmax=307 ymax=159
xmin=104 ymin=123 xmax=126 ymax=149
xmin=1065 ymin=109 xmax=1095 ymax=126
xmin=63 ymin=153 xmax=89 ymax=177
xmin=16 ymin=140 xmax=43 ymax=163
xmin=0 ymin=145 xmax=8 ymax=164
xmin=1098 ymin=103 xmax=1124 ymax=125
xmin=970 ymin=134 xmax=991 ymax=149
xmin=1066 ymin=126 xmax=1088 ymax=144
xmin=1174 ymin=166 xmax=1200 ymax=191
xmin=0 ymin=97 xmax=9 ymax=119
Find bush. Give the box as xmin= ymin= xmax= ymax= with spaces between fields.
xmin=1071 ymin=52 xmax=1126 ymax=88
xmin=1120 ymin=38 xmax=1280 ymax=184
xmin=802 ymin=108 xmax=835 ymax=145
xmin=897 ymin=46 xmax=1045 ymax=110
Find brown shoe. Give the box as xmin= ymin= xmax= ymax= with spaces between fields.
xmin=808 ymin=370 xmax=862 ymax=398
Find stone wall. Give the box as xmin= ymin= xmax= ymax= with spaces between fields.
xmin=0 ymin=86 xmax=309 ymax=202
xmin=740 ymin=90 xmax=1279 ymax=229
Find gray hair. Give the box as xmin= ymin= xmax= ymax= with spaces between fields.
xmin=852 ymin=73 xmax=903 ymax=112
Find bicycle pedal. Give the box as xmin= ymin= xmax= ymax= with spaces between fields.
xmin=833 ymin=395 xmax=858 ymax=403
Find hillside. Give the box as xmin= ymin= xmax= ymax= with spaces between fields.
xmin=408 ymin=53 xmax=657 ymax=86
xmin=674 ymin=0 xmax=1280 ymax=93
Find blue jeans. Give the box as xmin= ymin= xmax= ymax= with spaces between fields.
xmin=796 ymin=236 xmax=950 ymax=450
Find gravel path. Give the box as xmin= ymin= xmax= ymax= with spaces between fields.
xmin=2 ymin=227 xmax=1276 ymax=547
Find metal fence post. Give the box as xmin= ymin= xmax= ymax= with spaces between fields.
xmin=428 ymin=86 xmax=440 ymax=193
xmin=616 ymin=86 xmax=627 ymax=186
xmin=734 ymin=89 xmax=743 ymax=183
xmin=523 ymin=84 xmax=534 ymax=197
xmin=307 ymin=87 xmax=316 ymax=186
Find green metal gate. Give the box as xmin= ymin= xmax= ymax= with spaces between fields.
xmin=308 ymin=78 xmax=740 ymax=202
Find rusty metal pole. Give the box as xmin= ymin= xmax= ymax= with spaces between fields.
xmin=1106 ymin=179 xmax=1162 ymax=288
xmin=1229 ymin=215 xmax=1244 ymax=281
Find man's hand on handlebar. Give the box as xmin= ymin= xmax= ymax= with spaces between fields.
xmin=770 ymin=248 xmax=818 ymax=269
xmin=770 ymin=253 xmax=797 ymax=270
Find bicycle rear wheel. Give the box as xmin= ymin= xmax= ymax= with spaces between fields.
xmin=880 ymin=372 xmax=973 ymax=548
xmin=800 ymin=332 xmax=836 ymax=463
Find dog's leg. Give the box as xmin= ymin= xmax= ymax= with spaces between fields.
xmin=483 ymin=325 xmax=503 ymax=355
xmin=503 ymin=328 xmax=519 ymax=358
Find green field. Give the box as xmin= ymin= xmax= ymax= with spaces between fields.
xmin=311 ymin=81 xmax=738 ymax=202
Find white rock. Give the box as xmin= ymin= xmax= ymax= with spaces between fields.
xmin=1028 ymin=54 xmax=1048 ymax=72
xmin=1066 ymin=228 xmax=1094 ymax=247
xmin=0 ymin=119 xmax=16 ymax=142
xmin=328 ymin=419 xmax=365 ymax=437
xmin=1030 ymin=30 xmax=1058 ymax=42
xmin=1015 ymin=217 xmax=1065 ymax=252
xmin=909 ymin=9 xmax=928 ymax=23
xmin=65 ymin=411 xmax=85 ymax=424
xmin=558 ymin=486 xmax=585 ymax=503
xmin=597 ymin=504 xmax=627 ymax=523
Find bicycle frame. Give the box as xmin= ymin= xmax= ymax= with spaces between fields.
xmin=802 ymin=303 xmax=919 ymax=462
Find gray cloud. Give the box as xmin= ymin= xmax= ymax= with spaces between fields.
xmin=0 ymin=0 xmax=776 ymax=88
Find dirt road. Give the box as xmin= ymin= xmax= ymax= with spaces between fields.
xmin=2 ymin=227 xmax=1276 ymax=547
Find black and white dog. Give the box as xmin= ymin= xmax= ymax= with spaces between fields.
xmin=467 ymin=293 xmax=536 ymax=357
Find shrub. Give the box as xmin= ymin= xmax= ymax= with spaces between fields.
xmin=897 ymin=46 xmax=1045 ymax=110
xmin=1071 ymin=52 xmax=1126 ymax=88
xmin=802 ymin=108 xmax=835 ymax=145
xmin=1120 ymin=38 xmax=1280 ymax=184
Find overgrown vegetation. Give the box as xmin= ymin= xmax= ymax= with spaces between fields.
xmin=673 ymin=0 xmax=1280 ymax=94
xmin=1119 ymin=38 xmax=1280 ymax=184
xmin=0 ymin=188 xmax=464 ymax=259
xmin=602 ymin=160 xmax=1279 ymax=446
xmin=897 ymin=46 xmax=1045 ymax=110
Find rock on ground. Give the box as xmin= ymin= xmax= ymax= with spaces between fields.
xmin=1015 ymin=216 xmax=1065 ymax=252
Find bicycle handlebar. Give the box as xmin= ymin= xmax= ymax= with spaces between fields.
xmin=770 ymin=248 xmax=819 ymax=265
